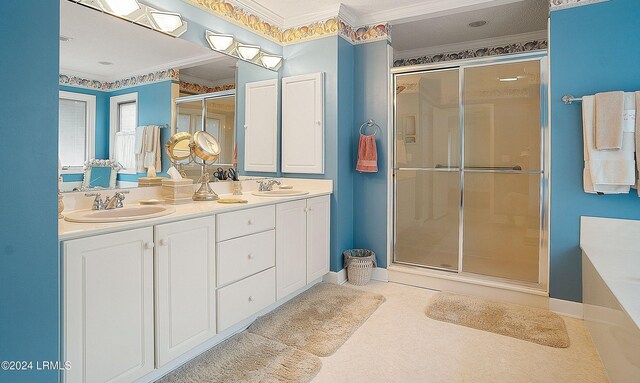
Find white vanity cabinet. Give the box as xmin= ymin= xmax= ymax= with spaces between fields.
xmin=61 ymin=192 xmax=331 ymax=383
xmin=63 ymin=228 xmax=155 ymax=383
xmin=154 ymin=217 xmax=216 ymax=367
xmin=281 ymin=72 xmax=324 ymax=174
xmin=244 ymin=79 xmax=279 ymax=172
xmin=276 ymin=195 xmax=331 ymax=299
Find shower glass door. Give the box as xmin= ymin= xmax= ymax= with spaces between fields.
xmin=394 ymin=57 xmax=544 ymax=284
xmin=394 ymin=69 xmax=461 ymax=271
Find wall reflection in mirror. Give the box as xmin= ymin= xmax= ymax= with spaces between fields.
xmin=58 ymin=0 xmax=272 ymax=193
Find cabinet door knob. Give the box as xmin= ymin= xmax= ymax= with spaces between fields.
xmin=247 ymin=253 xmax=254 ymax=260
xmin=244 ymin=124 xmax=248 ymax=129
xmin=248 ymin=295 xmax=255 ymax=302
xmin=316 ymin=120 xmax=321 ymax=126
xmin=159 ymin=239 xmax=168 ymax=246
xmin=145 ymin=242 xmax=154 ymax=249
xmin=248 ymin=218 xmax=254 ymax=225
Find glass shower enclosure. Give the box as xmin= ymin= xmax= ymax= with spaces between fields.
xmin=393 ymin=54 xmax=547 ymax=286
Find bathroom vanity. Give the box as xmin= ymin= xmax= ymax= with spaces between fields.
xmin=59 ymin=179 xmax=331 ymax=383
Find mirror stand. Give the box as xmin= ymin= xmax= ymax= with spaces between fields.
xmin=192 ymin=162 xmax=218 ymax=201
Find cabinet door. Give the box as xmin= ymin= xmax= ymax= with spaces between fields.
xmin=276 ymin=200 xmax=308 ymax=299
xmin=306 ymin=195 xmax=331 ymax=281
xmin=64 ymin=228 xmax=154 ymax=383
xmin=155 ymin=216 xmax=216 ymax=367
xmin=282 ymin=72 xmax=324 ymax=174
xmin=245 ymin=79 xmax=278 ymax=172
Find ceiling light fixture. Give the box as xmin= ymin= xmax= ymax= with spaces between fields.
xmin=150 ymin=11 xmax=185 ymax=34
xmin=100 ymin=0 xmax=140 ymax=17
xmin=236 ymin=44 xmax=261 ymax=61
xmin=468 ymin=20 xmax=487 ymax=28
xmin=260 ymin=54 xmax=283 ymax=70
xmin=205 ymin=31 xmax=235 ymax=52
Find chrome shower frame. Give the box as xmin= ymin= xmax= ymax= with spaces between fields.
xmin=390 ymin=51 xmax=550 ymax=291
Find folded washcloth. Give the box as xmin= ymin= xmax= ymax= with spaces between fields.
xmin=583 ymin=95 xmax=635 ymax=194
xmin=356 ymin=134 xmax=378 ymax=173
xmin=595 ymin=91 xmax=624 ymax=149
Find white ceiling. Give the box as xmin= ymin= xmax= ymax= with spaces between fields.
xmin=236 ymin=0 xmax=542 ymax=28
xmin=60 ymin=0 xmax=228 ymax=82
xmin=392 ymin=0 xmax=548 ymax=55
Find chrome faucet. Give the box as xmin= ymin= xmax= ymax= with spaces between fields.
xmin=257 ymin=179 xmax=281 ymax=192
xmin=104 ymin=191 xmax=129 ymax=209
xmin=86 ymin=190 xmax=129 ymax=210
xmin=85 ymin=193 xmax=105 ymax=210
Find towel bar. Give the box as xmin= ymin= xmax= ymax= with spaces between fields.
xmin=562 ymin=95 xmax=583 ymax=104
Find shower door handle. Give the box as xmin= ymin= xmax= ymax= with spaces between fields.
xmin=464 ymin=165 xmax=522 ymax=171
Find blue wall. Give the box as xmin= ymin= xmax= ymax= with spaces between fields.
xmin=352 ymin=41 xmax=390 ymax=268
xmin=549 ymin=0 xmax=640 ymax=302
xmin=60 ymin=81 xmax=174 ymax=183
xmin=0 ymin=2 xmax=61 ymax=382
xmin=111 ymin=81 xmax=174 ymax=181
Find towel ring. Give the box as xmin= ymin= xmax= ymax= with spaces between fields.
xmin=359 ymin=119 xmax=380 ymax=136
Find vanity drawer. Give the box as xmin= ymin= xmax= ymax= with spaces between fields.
xmin=216 ymin=206 xmax=275 ymax=241
xmin=217 ymin=230 xmax=275 ymax=287
xmin=217 ymin=268 xmax=276 ymax=332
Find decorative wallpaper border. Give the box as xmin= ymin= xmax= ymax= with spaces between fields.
xmin=179 ymin=81 xmax=235 ymax=94
xmin=59 ymin=69 xmax=179 ymax=91
xmin=549 ymin=0 xmax=609 ymax=11
xmin=393 ymin=39 xmax=548 ymax=67
xmin=182 ymin=0 xmax=390 ymax=46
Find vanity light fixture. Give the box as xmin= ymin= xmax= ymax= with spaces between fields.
xmin=100 ymin=0 xmax=141 ymax=17
xmin=260 ymin=54 xmax=283 ymax=70
xmin=204 ymin=30 xmax=283 ymax=71
xmin=206 ymin=31 xmax=236 ymax=52
xmin=150 ymin=11 xmax=186 ymax=35
xmin=69 ymin=0 xmax=187 ymax=38
xmin=236 ymin=44 xmax=261 ymax=61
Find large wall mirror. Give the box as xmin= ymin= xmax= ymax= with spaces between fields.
xmin=58 ymin=0 xmax=276 ymax=192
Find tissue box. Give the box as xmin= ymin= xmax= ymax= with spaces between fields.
xmin=138 ymin=176 xmax=165 ymax=187
xmin=161 ymin=179 xmax=194 ymax=202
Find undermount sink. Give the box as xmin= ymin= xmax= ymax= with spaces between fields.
xmin=65 ymin=205 xmax=176 ymax=223
xmin=252 ymin=189 xmax=309 ymax=197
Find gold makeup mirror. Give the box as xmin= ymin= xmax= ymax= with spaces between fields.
xmin=166 ymin=132 xmax=193 ymax=177
xmin=191 ymin=131 xmax=221 ymax=201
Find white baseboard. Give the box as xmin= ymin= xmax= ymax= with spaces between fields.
xmin=323 ymin=268 xmax=347 ymax=285
xmin=323 ymin=267 xmax=388 ymax=285
xmin=549 ymin=298 xmax=584 ymax=319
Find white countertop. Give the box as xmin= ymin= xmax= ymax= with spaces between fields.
xmin=59 ymin=178 xmax=332 ymax=241
xmin=580 ymin=216 xmax=640 ymax=329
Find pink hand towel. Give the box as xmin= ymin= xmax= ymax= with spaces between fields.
xmin=356 ymin=134 xmax=378 ymax=173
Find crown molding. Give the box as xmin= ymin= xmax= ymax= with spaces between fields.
xmin=337 ymin=4 xmax=358 ymax=29
xmin=358 ymin=0 xmax=524 ymax=26
xmin=394 ymin=30 xmax=548 ymax=60
xmin=283 ymin=5 xmax=342 ymax=29
xmin=549 ymin=0 xmax=608 ymax=11
xmin=228 ymin=0 xmax=283 ymax=26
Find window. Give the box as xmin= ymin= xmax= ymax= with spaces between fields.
xmin=110 ymin=93 xmax=138 ymax=172
xmin=59 ymin=91 xmax=96 ymax=172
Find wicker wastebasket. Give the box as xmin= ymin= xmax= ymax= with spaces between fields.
xmin=343 ymin=249 xmax=376 ymax=285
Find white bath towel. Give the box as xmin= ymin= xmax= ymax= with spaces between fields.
xmin=583 ymin=95 xmax=635 ymax=194
xmin=135 ymin=125 xmax=162 ymax=173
